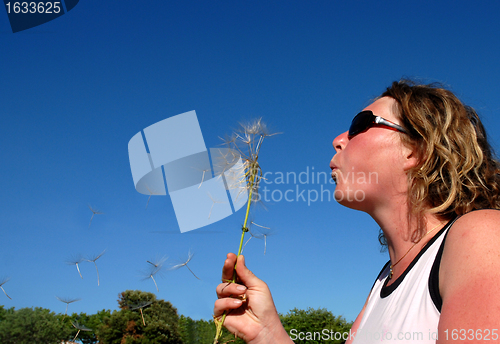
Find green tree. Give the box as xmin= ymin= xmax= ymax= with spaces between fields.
xmin=179 ymin=315 xmax=197 ymax=344
xmin=97 ymin=290 xmax=184 ymax=344
xmin=280 ymin=308 xmax=352 ymax=344
xmin=0 ymin=307 xmax=71 ymax=344
xmin=179 ymin=315 xmax=244 ymax=344
xmin=64 ymin=309 xmax=112 ymax=344
xmin=0 ymin=305 xmax=12 ymax=322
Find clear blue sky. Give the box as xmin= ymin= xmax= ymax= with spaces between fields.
xmin=1 ymin=0 xmax=500 ymax=325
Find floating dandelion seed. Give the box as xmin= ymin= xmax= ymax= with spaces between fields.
xmin=87 ymin=205 xmax=103 ymax=228
xmin=212 ymin=147 xmax=235 ymax=169
xmin=169 ymin=250 xmax=200 ymax=280
xmin=193 ymin=166 xmax=212 ymax=188
xmin=85 ymin=250 xmax=105 ymax=286
xmin=241 ymin=222 xmax=274 ymax=254
xmin=56 ymin=296 xmax=81 ymax=319
xmin=142 ymin=256 xmax=166 ymax=292
xmin=0 ymin=277 xmax=12 ymax=299
xmin=221 ymin=118 xmax=279 ymax=203
xmin=147 ymin=255 xmax=168 ymax=268
xmin=207 ymin=191 xmax=224 ymax=219
xmin=144 ymin=185 xmax=162 ymax=209
xmin=71 ymin=320 xmax=92 ymax=341
xmin=213 ymin=150 xmax=249 ymax=204
xmin=66 ymin=255 xmax=85 ymax=279
xmin=212 ymin=147 xmax=241 ymax=180
xmin=214 ymin=118 xmax=279 ymax=343
xmin=128 ymin=300 xmax=153 ymax=326
xmin=254 ymin=224 xmax=276 ymax=255
xmin=241 ymin=228 xmax=263 ymax=254
xmin=142 ymin=264 xmax=164 ymax=292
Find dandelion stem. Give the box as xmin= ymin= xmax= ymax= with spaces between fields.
xmin=214 ymin=167 xmax=256 ymax=344
xmin=94 ymin=262 xmax=100 ymax=286
xmin=237 ymin=173 xmax=254 ymax=257
xmin=76 ymin=263 xmax=83 ymax=279
xmin=151 ymin=275 xmax=159 ymax=292
xmin=140 ymin=308 xmax=146 ymax=326
xmin=186 ymin=265 xmax=201 ymax=280
xmin=213 ymin=119 xmax=277 ymax=344
xmin=1 ymin=287 xmax=11 ymax=300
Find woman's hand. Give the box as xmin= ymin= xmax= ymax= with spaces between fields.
xmin=214 ymin=253 xmax=292 ymax=344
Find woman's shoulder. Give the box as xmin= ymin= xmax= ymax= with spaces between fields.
xmin=443 ymin=209 xmax=500 ymax=261
xmin=437 ymin=209 xmax=500 ymax=331
xmin=453 ymin=208 xmax=500 ymax=226
xmin=440 ymin=209 xmax=500 ymax=300
xmin=447 ymin=209 xmax=500 ymax=238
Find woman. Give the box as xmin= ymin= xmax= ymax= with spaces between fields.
xmin=214 ymin=80 xmax=500 ymax=343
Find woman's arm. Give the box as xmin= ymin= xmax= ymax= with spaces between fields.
xmin=345 ymin=295 xmax=369 ymax=344
xmin=214 ymin=253 xmax=293 ymax=344
xmin=438 ymin=210 xmax=500 ymax=343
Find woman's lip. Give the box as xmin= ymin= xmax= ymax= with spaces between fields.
xmin=330 ymin=161 xmax=338 ymax=182
xmin=331 ymin=169 xmax=338 ymax=183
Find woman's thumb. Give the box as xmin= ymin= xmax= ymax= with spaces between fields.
xmin=235 ymin=255 xmax=261 ymax=288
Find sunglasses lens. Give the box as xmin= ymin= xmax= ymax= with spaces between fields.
xmin=349 ymin=111 xmax=373 ymax=138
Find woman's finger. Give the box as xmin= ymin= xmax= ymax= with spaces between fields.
xmin=216 ymin=282 xmax=247 ymax=298
xmin=213 ymin=297 xmax=244 ymax=317
xmin=221 ymin=253 xmax=237 ymax=282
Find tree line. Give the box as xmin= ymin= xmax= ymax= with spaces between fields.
xmin=0 ymin=290 xmax=352 ymax=343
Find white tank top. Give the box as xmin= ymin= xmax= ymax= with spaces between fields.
xmin=352 ymin=218 xmax=456 ymax=344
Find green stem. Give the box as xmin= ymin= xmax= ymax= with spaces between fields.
xmin=214 ymin=165 xmax=257 ymax=344
xmin=234 ymin=168 xmax=255 ymax=274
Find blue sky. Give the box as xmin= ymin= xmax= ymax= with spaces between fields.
xmin=1 ymin=0 xmax=500 ymax=325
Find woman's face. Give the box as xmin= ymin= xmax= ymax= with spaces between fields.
xmin=330 ymin=97 xmax=413 ymax=212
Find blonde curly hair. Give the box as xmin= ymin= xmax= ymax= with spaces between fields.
xmin=380 ymin=80 xmax=500 ymax=244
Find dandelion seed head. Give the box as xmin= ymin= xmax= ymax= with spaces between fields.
xmin=86 ymin=250 xmax=106 ymax=262
xmin=168 ymin=250 xmax=200 ymax=279
xmin=66 ymin=255 xmax=85 ymax=265
xmin=141 ymin=262 xmax=165 ymax=281
xmin=87 ymin=204 xmax=103 ymax=215
xmin=218 ymin=119 xmax=277 ymax=207
xmin=56 ymin=296 xmax=81 ymax=303
xmin=0 ymin=277 xmax=11 ymax=286
xmin=240 ymin=118 xmax=268 ymax=136
xmin=128 ymin=300 xmax=153 ymax=310
xmin=146 ymin=255 xmax=168 ymax=268
xmin=72 ymin=321 xmax=92 ymax=331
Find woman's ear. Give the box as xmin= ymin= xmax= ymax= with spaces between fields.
xmin=402 ymin=145 xmax=420 ymax=171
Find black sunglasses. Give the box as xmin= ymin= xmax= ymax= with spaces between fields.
xmin=348 ymin=110 xmax=408 ymax=139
